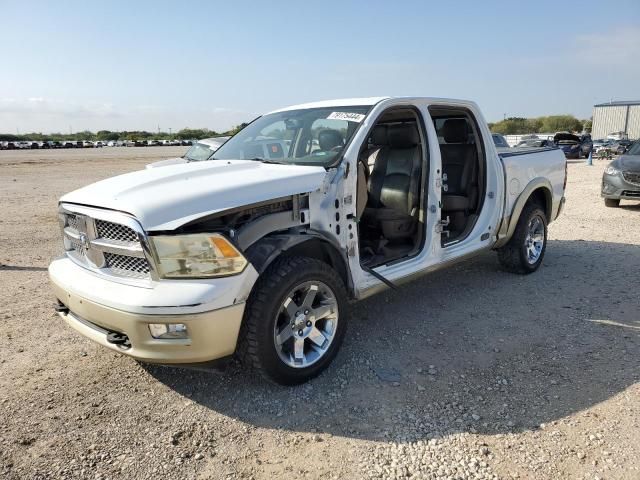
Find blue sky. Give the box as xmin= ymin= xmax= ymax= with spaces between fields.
xmin=1 ymin=0 xmax=639 ymax=133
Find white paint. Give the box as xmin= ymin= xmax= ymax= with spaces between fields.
xmin=61 ymin=160 xmax=327 ymax=231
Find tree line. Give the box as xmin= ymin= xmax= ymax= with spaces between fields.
xmin=488 ymin=115 xmax=591 ymax=135
xmin=0 ymin=124 xmax=249 ymax=142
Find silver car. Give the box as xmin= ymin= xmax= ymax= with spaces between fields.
xmin=146 ymin=137 xmax=230 ymax=169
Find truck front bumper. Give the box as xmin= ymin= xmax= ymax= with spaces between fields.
xmin=49 ymin=256 xmax=257 ymax=364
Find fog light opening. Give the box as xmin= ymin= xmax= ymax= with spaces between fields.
xmin=148 ymin=323 xmax=189 ymax=339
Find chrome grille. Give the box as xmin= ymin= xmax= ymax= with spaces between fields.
xmin=67 ymin=214 xmax=82 ymax=231
xmin=61 ymin=208 xmax=152 ymax=281
xmin=96 ymin=219 xmax=139 ymax=242
xmin=69 ymin=238 xmax=87 ymax=257
xmin=104 ymin=252 xmax=150 ymax=278
xmin=622 ymin=172 xmax=640 ymax=186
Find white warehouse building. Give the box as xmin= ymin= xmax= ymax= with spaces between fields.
xmin=591 ymin=100 xmax=640 ymax=140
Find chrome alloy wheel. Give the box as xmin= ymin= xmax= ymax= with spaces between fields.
xmin=273 ymin=280 xmax=339 ymax=368
xmin=524 ymin=215 xmax=545 ymax=264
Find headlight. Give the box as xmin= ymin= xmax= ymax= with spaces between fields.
xmin=150 ymin=233 xmax=247 ymax=278
xmin=604 ymin=165 xmax=619 ymax=175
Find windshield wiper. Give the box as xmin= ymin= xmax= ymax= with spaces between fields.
xmin=251 ymin=157 xmax=288 ymax=165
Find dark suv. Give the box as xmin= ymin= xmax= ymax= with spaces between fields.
xmin=602 ymin=140 xmax=640 ymax=207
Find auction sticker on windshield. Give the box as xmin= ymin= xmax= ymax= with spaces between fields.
xmin=327 ymin=112 xmax=366 ymax=123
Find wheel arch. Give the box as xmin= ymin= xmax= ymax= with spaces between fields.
xmin=494 ymin=178 xmax=552 ymax=249
xmin=244 ymin=233 xmax=353 ymax=298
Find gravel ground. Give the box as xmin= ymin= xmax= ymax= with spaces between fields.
xmin=1 ymin=147 xmax=639 ymax=479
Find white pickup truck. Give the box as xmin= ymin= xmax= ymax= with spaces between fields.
xmin=49 ymin=97 xmax=567 ymax=385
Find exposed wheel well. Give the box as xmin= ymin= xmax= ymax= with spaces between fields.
xmin=280 ymin=239 xmax=350 ymax=294
xmin=528 ymin=187 xmax=552 ymax=221
xmin=245 ymin=235 xmax=352 ymax=298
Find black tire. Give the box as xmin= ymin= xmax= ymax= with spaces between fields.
xmin=497 ymin=202 xmax=548 ymax=274
xmin=239 ymin=256 xmax=348 ymax=385
xmin=604 ymin=198 xmax=620 ymax=208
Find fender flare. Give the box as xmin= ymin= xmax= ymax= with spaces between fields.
xmin=494 ymin=177 xmax=552 ymax=248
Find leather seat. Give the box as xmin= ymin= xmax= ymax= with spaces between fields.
xmin=356 ymin=125 xmax=389 ymax=220
xmin=440 ymin=119 xmax=478 ymax=213
xmin=363 ymin=123 xmax=422 ymax=240
xmin=318 ymin=129 xmax=344 ymax=152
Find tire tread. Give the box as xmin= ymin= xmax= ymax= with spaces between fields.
xmin=497 ymin=202 xmax=547 ymax=274
xmin=238 ymin=255 xmax=347 ymax=384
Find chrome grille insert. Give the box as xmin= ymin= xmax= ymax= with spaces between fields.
xmin=60 ymin=206 xmax=153 ymax=282
xmin=96 ymin=219 xmax=139 ymax=243
xmin=104 ymin=252 xmax=150 ymax=278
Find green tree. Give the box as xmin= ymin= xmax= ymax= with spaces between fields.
xmin=96 ymin=130 xmax=120 ymax=141
xmin=539 ymin=115 xmax=583 ymax=133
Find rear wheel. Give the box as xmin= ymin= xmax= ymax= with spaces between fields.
xmin=497 ymin=202 xmax=547 ymax=274
xmin=604 ymin=198 xmax=620 ymax=208
xmin=240 ymin=256 xmax=347 ymax=385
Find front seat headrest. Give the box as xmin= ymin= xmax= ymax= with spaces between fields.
xmin=370 ymin=125 xmax=388 ymax=146
xmin=442 ymin=119 xmax=469 ymax=143
xmin=388 ymin=124 xmax=419 ymax=149
xmin=318 ymin=129 xmax=344 ymax=151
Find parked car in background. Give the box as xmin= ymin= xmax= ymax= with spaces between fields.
xmin=491 ymin=133 xmax=510 ymax=148
xmin=592 ymin=138 xmax=609 ymax=150
xmin=146 ymin=136 xmax=230 ymax=168
xmin=554 ymin=133 xmax=586 ymax=159
xmin=579 ymin=134 xmax=593 ymax=157
xmin=515 ymin=139 xmax=555 ymax=148
xmin=147 ymin=140 xmax=161 ymax=147
xmin=607 ymin=131 xmax=628 ymax=141
xmin=602 ymin=140 xmax=640 ymax=207
xmin=612 ymin=139 xmax=633 ymax=154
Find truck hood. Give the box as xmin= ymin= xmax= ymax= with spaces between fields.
xmin=61 ymin=160 xmax=327 ymax=231
xmin=145 ymin=157 xmax=188 ymax=169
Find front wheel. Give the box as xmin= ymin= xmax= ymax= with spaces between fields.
xmin=240 ymin=256 xmax=348 ymax=385
xmin=497 ymin=202 xmax=548 ymax=274
xmin=604 ymin=198 xmax=620 ymax=208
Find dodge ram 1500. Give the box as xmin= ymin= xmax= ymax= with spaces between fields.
xmin=49 ymin=97 xmax=567 ymax=384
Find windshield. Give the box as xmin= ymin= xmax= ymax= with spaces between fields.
xmin=212 ymin=106 xmax=372 ymax=167
xmin=184 ymin=142 xmax=216 ymax=162
xmin=626 ymin=141 xmax=640 ymax=155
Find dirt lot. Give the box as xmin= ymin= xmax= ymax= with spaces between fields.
xmin=1 ymin=147 xmax=639 ymax=479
